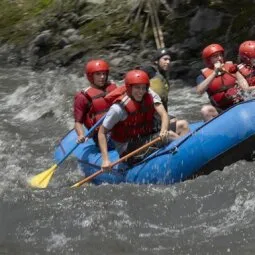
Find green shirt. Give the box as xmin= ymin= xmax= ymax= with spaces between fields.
xmin=150 ymin=72 xmax=170 ymax=111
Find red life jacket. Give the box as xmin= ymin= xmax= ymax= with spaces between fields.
xmin=105 ymin=86 xmax=155 ymax=143
xmin=82 ymin=82 xmax=117 ymax=129
xmin=238 ymin=63 xmax=255 ymax=86
xmin=202 ymin=62 xmax=241 ymax=109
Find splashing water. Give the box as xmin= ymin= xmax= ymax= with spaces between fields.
xmin=1 ymin=67 xmax=255 ymax=254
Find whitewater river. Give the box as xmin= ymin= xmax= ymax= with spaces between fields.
xmin=0 ymin=67 xmax=255 ymax=255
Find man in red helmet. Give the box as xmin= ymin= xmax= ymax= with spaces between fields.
xmin=98 ymin=69 xmax=189 ymax=170
xmin=196 ymin=43 xmax=249 ymax=121
xmin=73 ymin=59 xmax=117 ymax=144
xmin=238 ymin=40 xmax=255 ymax=88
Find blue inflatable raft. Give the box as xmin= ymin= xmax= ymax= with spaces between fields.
xmin=54 ymin=100 xmax=255 ymax=185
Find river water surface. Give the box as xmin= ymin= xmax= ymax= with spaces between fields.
xmin=0 ymin=67 xmax=255 ymax=255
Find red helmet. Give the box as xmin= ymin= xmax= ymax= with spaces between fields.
xmin=202 ymin=44 xmax=224 ymax=59
xmin=239 ymin=41 xmax=255 ymax=65
xmin=85 ymin=59 xmax=109 ymax=83
xmin=125 ymin=70 xmax=150 ymax=94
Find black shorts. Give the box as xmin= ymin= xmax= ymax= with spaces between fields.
xmin=121 ymin=132 xmax=168 ymax=165
xmin=153 ymin=114 xmax=177 ymax=133
xmin=123 ymin=115 xmax=177 ymax=165
xmin=169 ymin=115 xmax=177 ymax=133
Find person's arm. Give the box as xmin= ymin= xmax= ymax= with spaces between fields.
xmin=98 ymin=125 xmax=112 ymax=171
xmin=73 ymin=92 xmax=88 ymax=143
xmin=196 ymin=62 xmax=224 ymax=95
xmin=243 ymin=84 xmax=255 ymax=91
xmin=149 ymin=88 xmax=162 ymax=104
xmin=154 ymin=103 xmax=168 ymax=131
xmin=154 ymin=103 xmax=169 ymax=140
xmin=75 ymin=122 xmax=86 ymax=143
xmin=196 ymin=72 xmax=217 ymax=95
xmin=150 ymin=89 xmax=172 ymax=140
xmin=98 ymin=104 xmax=126 ymax=171
xmin=235 ymin=71 xmax=250 ymax=90
xmin=154 ymin=103 xmax=180 ymax=141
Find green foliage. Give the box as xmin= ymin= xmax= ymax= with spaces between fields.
xmin=0 ymin=1 xmax=23 ymax=29
xmin=0 ymin=0 xmax=55 ymax=43
xmin=78 ymin=1 xmax=141 ymax=50
xmin=0 ymin=0 xmax=253 ymax=53
xmin=30 ymin=0 xmax=54 ymax=15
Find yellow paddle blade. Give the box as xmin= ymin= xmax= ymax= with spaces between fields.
xmin=70 ymin=180 xmax=90 ymax=188
xmin=70 ymin=182 xmax=80 ymax=188
xmin=28 ymin=164 xmax=58 ymax=188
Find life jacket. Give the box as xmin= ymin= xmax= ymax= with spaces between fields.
xmin=82 ymin=82 xmax=117 ymax=129
xmin=150 ymin=72 xmax=169 ymax=111
xmin=105 ymin=86 xmax=155 ymax=143
xmin=202 ymin=62 xmax=241 ymax=109
xmin=238 ymin=63 xmax=255 ymax=86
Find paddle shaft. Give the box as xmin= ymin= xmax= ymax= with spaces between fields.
xmin=28 ymin=115 xmax=106 ymax=189
xmin=57 ymin=115 xmax=105 ymax=166
xmin=71 ymin=136 xmax=161 ymax=187
xmin=58 ymin=143 xmax=79 ymax=165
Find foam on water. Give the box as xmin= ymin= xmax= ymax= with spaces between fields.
xmin=46 ymin=233 xmax=72 ymax=252
xmin=205 ymin=192 xmax=255 ymax=237
xmin=168 ymin=80 xmax=209 ymax=119
xmin=1 ymin=67 xmax=255 ymax=254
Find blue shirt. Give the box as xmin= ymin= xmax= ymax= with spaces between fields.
xmin=196 ymin=74 xmax=205 ymax=85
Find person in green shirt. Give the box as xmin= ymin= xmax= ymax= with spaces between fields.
xmin=139 ymin=48 xmax=171 ymax=111
xmin=138 ymin=48 xmax=189 ymax=136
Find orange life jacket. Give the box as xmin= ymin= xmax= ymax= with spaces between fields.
xmin=105 ymin=86 xmax=155 ymax=143
xmin=82 ymin=83 xmax=117 ymax=129
xmin=202 ymin=62 xmax=241 ymax=109
xmin=238 ymin=63 xmax=255 ymax=86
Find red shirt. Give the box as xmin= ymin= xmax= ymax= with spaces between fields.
xmin=73 ymin=92 xmax=89 ymax=123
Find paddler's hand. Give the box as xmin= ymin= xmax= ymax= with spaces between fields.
xmin=159 ymin=130 xmax=169 ymax=142
xmin=101 ymin=159 xmax=112 ymax=172
xmin=228 ymin=64 xmax=238 ymax=73
xmin=77 ymin=135 xmax=87 ymax=143
xmin=214 ymin=61 xmax=222 ymax=69
xmin=214 ymin=61 xmax=224 ymax=75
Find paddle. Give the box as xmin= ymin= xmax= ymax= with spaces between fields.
xmin=28 ymin=116 xmax=105 ymax=189
xmin=71 ymin=136 xmax=162 ymax=188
